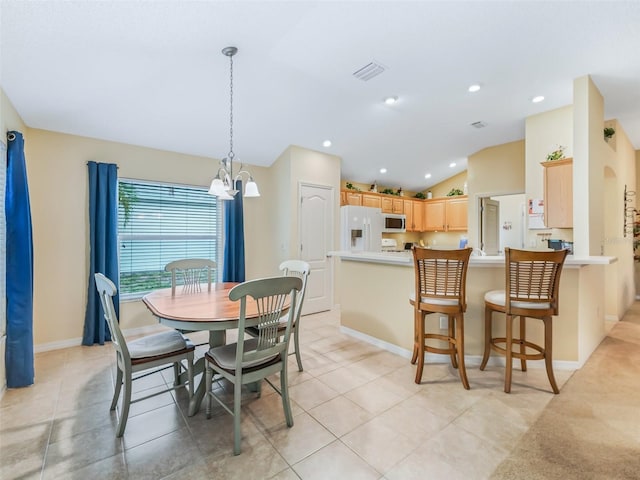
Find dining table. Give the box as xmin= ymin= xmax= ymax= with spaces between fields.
xmin=142 ymin=282 xmax=262 ymax=416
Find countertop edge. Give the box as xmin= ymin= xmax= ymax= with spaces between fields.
xmin=328 ymin=250 xmax=617 ymax=267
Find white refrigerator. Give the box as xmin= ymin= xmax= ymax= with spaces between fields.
xmin=340 ymin=206 xmax=383 ymax=252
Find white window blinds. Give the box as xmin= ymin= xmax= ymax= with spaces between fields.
xmin=118 ymin=179 xmax=220 ymax=297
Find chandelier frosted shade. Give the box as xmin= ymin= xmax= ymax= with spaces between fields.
xmin=244 ymin=178 xmax=260 ymax=197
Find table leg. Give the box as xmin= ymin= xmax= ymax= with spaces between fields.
xmin=186 ymin=330 xmax=226 ymax=416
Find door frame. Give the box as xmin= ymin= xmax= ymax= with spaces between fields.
xmin=476 ymin=190 xmax=525 ymax=252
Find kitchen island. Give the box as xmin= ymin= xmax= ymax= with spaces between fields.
xmin=330 ymin=250 xmax=616 ymax=369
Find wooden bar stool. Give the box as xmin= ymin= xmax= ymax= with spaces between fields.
xmin=480 ymin=248 xmax=568 ymax=393
xmin=410 ymin=247 xmax=472 ymax=388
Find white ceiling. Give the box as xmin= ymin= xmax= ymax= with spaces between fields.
xmin=2 ymin=1 xmax=640 ymax=191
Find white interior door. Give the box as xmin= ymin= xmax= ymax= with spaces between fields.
xmin=481 ymin=198 xmax=500 ymax=255
xmin=299 ymin=183 xmax=334 ymax=314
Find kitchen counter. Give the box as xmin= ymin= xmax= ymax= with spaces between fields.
xmin=330 ymin=250 xmax=616 ymax=369
xmin=329 ymin=250 xmax=617 ymax=267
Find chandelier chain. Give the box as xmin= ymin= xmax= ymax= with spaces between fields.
xmin=228 ymin=52 xmax=234 ymax=161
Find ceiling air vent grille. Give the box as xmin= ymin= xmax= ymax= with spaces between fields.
xmin=471 ymin=121 xmax=487 ymax=129
xmin=353 ymin=61 xmax=386 ymax=81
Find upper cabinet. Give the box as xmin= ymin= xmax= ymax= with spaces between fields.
xmin=542 ymin=158 xmax=573 ymax=228
xmin=340 ymin=189 xmax=468 ymax=233
xmin=361 ymin=193 xmax=382 ymax=209
xmin=445 ymin=196 xmax=468 ymax=231
xmin=423 ymin=196 xmax=468 ymax=232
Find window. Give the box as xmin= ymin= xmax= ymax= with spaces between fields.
xmin=118 ymin=179 xmax=221 ymax=298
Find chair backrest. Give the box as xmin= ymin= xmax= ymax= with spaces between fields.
xmin=229 ymin=276 xmax=303 ymax=367
xmin=505 ymin=248 xmax=568 ymax=314
xmin=279 ymin=260 xmax=310 ymax=323
xmin=164 ymin=258 xmax=217 ymax=296
xmin=94 ymin=273 xmax=131 ymax=365
xmin=412 ymin=247 xmax=472 ymax=310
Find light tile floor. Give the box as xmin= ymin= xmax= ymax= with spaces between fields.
xmin=1 ymin=309 xmax=576 ymax=479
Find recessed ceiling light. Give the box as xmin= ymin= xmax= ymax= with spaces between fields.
xmin=425 ymin=173 xmax=432 ymax=179
xmin=449 ymin=162 xmax=456 ymax=168
xmin=532 ymin=95 xmax=545 ymax=103
xmin=322 ymin=140 xmax=332 ymax=147
xmin=384 ymin=96 xmax=398 ymax=105
xmin=468 ymin=84 xmax=481 ymax=93
xmin=380 ymin=168 xmax=387 ymax=174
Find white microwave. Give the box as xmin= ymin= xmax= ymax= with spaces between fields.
xmin=382 ymin=213 xmax=406 ymax=233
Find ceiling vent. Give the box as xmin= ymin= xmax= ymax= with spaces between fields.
xmin=353 ymin=61 xmax=386 ymax=81
xmin=471 ymin=121 xmax=487 ymax=129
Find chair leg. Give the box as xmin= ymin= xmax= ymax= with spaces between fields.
xmin=543 ymin=317 xmax=559 ymax=394
xmin=116 ymin=370 xmax=132 ymax=437
xmin=280 ymin=361 xmax=294 ymax=427
xmin=480 ymin=305 xmax=493 ymax=371
xmin=519 ymin=316 xmax=527 ymax=372
xmin=187 ymin=357 xmax=194 ymax=400
xmin=504 ymin=315 xmax=514 ymax=393
xmin=414 ymin=311 xmax=426 ymax=384
xmin=205 ymin=365 xmax=212 ymax=419
xmin=449 ymin=315 xmax=459 ymax=369
xmin=411 ymin=309 xmax=420 ymax=365
xmin=293 ymin=324 xmax=304 ymax=372
xmin=111 ymin=366 xmax=123 ymax=411
xmin=455 ymin=314 xmax=470 ymax=390
xmin=233 ymin=379 xmax=242 ymax=455
xmin=173 ymin=362 xmax=181 ymax=387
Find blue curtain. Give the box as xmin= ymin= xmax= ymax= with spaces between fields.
xmin=82 ymin=162 xmax=119 ymax=345
xmin=5 ymin=131 xmax=34 ymax=388
xmin=223 ymin=179 xmax=245 ymax=282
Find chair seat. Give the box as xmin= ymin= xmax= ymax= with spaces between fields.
xmin=207 ymin=337 xmax=279 ymax=371
xmin=484 ymin=290 xmax=551 ymax=310
xmin=128 ymin=329 xmax=190 ymax=359
xmin=409 ymin=291 xmax=460 ymax=307
xmin=245 ymin=312 xmax=290 ymax=336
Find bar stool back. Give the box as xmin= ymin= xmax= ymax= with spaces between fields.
xmin=480 ymin=247 xmax=568 ymax=393
xmin=410 ymin=247 xmax=472 ymax=388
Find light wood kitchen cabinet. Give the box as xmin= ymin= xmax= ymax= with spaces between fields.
xmin=445 ymin=197 xmax=468 ymax=231
xmin=423 ymin=196 xmax=468 ymax=231
xmin=362 ymin=193 xmax=382 ymax=209
xmin=344 ymin=191 xmax=362 ymax=206
xmin=413 ymin=201 xmax=425 ymax=231
xmin=381 ymin=196 xmax=404 ymax=214
xmin=542 ymin=158 xmax=572 ymax=228
xmin=403 ymin=199 xmax=414 ymax=231
xmin=403 ymin=199 xmax=424 ymax=231
xmin=424 ymin=199 xmax=446 ymax=231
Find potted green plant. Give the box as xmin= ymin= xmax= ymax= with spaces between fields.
xmin=604 ymin=127 xmax=615 ymax=141
xmin=345 ymin=182 xmax=359 ymax=191
xmin=446 ymin=188 xmax=464 ymax=196
xmin=414 ymin=192 xmax=426 ymax=199
xmin=546 ymin=145 xmax=566 ymax=161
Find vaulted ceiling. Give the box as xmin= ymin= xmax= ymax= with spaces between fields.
xmin=2 ymin=1 xmax=640 ymax=191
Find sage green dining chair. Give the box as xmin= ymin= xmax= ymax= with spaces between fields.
xmin=94 ymin=273 xmax=195 ymax=437
xmin=245 ymin=260 xmax=310 ymax=371
xmin=204 ymin=275 xmax=303 ymax=455
xmin=164 ymin=258 xmax=217 ymax=349
xmin=164 ymin=258 xmax=217 ymax=296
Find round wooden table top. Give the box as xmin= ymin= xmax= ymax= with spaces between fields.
xmin=142 ymin=282 xmax=259 ymax=324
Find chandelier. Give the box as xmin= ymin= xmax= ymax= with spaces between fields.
xmin=208 ymin=46 xmax=260 ymax=200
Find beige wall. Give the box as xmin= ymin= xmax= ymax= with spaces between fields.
xmin=426 ymin=170 xmax=467 ymax=198
xmin=467 ymin=140 xmax=525 ymax=248
xmin=23 ymin=128 xmax=281 ymax=347
xmin=19 ymin=128 xmax=340 ymax=349
xmin=340 ymin=260 xmax=585 ymax=363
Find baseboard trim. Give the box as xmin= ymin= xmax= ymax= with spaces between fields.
xmin=340 ymin=325 xmax=580 ymax=371
xmin=34 ymin=324 xmax=166 ymax=353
